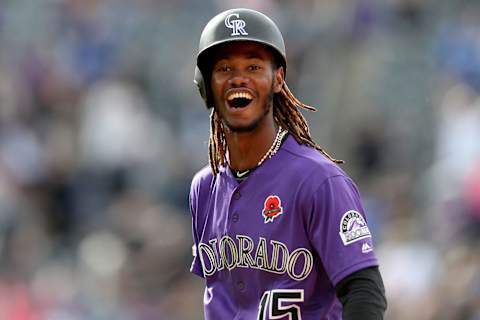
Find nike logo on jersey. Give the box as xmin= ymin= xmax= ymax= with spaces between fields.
xmin=236 ymin=170 xmax=250 ymax=178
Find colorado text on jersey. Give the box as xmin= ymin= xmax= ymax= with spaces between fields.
xmin=195 ymin=235 xmax=314 ymax=281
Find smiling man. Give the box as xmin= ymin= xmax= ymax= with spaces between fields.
xmin=190 ymin=8 xmax=387 ymax=320
xmin=210 ymin=42 xmax=280 ymax=133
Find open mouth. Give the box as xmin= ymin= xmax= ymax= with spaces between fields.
xmin=227 ymin=92 xmax=253 ymax=109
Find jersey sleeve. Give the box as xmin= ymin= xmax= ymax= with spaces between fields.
xmin=307 ymin=175 xmax=379 ymax=287
xmin=189 ymin=171 xmax=206 ymax=278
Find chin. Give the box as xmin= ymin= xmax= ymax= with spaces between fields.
xmin=220 ymin=102 xmax=272 ymax=133
xmin=225 ymin=121 xmax=259 ymax=133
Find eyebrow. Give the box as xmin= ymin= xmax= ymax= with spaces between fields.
xmin=244 ymin=50 xmax=263 ymax=59
xmin=215 ymin=50 xmax=265 ymax=61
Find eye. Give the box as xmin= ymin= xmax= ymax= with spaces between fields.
xmin=215 ymin=65 xmax=231 ymax=72
xmin=248 ymin=64 xmax=262 ymax=71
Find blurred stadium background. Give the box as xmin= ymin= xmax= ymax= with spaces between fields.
xmin=0 ymin=0 xmax=479 ymax=319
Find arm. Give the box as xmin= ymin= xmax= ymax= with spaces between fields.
xmin=336 ymin=266 xmax=387 ymax=320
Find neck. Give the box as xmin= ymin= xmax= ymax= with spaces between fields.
xmin=225 ymin=119 xmax=278 ymax=171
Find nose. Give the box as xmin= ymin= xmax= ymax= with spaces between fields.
xmin=228 ymin=69 xmax=249 ymax=86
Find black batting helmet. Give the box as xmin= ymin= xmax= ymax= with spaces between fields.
xmin=194 ymin=8 xmax=287 ymax=109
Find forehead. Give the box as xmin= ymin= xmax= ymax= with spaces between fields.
xmin=211 ymin=41 xmax=276 ymax=63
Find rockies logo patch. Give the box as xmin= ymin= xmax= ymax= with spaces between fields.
xmin=262 ymin=195 xmax=283 ymax=223
xmin=339 ymin=210 xmax=371 ymax=245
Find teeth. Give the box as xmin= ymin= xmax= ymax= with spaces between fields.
xmin=227 ymin=92 xmax=253 ymax=101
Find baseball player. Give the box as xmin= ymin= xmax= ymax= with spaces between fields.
xmin=189 ymin=8 xmax=387 ymax=320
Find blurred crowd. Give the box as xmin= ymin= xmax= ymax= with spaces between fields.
xmin=0 ymin=0 xmax=479 ymax=319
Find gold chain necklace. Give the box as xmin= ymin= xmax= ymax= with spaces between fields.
xmin=256 ymin=126 xmax=288 ymax=167
xmin=231 ymin=126 xmax=287 ymax=179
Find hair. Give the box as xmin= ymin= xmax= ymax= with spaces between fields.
xmin=208 ymin=82 xmax=344 ymax=175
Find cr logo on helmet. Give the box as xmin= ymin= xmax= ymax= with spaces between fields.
xmin=224 ymin=13 xmax=248 ymax=36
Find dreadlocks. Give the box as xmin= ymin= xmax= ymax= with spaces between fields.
xmin=208 ymin=82 xmax=344 ymax=175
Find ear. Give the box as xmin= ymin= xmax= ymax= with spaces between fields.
xmin=273 ymin=66 xmax=284 ymax=93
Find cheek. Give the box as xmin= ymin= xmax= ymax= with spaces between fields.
xmin=210 ymin=76 xmax=220 ymax=92
xmin=210 ymin=77 xmax=224 ymax=100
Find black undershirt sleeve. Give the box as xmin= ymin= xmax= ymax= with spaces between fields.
xmin=335 ymin=266 xmax=387 ymax=320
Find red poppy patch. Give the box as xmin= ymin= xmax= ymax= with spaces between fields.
xmin=262 ymin=195 xmax=283 ymax=223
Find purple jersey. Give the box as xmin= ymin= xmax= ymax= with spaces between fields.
xmin=189 ymin=135 xmax=378 ymax=320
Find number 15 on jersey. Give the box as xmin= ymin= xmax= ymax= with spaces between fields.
xmin=257 ymin=289 xmax=304 ymax=320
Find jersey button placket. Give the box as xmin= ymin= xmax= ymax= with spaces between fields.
xmin=236 ymin=280 xmax=245 ymax=291
xmin=232 ymin=212 xmax=239 ymax=223
xmin=231 ymin=190 xmax=241 ymax=224
xmin=230 ymin=187 xmax=244 ymax=295
xmin=233 ymin=190 xmax=241 ymax=200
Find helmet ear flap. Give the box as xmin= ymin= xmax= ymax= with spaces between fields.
xmin=194 ymin=66 xmax=213 ymax=109
xmin=194 ymin=67 xmax=206 ymax=103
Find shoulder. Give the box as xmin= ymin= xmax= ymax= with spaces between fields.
xmin=280 ymin=135 xmax=348 ymax=185
xmin=191 ymin=165 xmax=214 ymax=188
xmin=190 ymin=165 xmax=215 ymax=197
xmin=189 ymin=165 xmax=216 ymax=217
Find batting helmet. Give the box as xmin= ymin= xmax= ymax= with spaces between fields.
xmin=194 ymin=8 xmax=286 ymax=109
